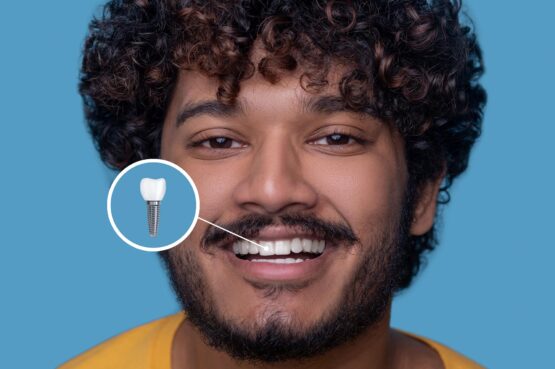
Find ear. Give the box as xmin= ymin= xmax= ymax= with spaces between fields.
xmin=410 ymin=173 xmax=445 ymax=236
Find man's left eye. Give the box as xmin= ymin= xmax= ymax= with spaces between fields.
xmin=313 ymin=134 xmax=357 ymax=145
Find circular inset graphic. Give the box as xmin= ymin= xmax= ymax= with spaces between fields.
xmin=107 ymin=159 xmax=200 ymax=252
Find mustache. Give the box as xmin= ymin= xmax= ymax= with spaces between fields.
xmin=201 ymin=213 xmax=360 ymax=250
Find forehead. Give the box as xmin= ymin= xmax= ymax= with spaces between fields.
xmin=175 ymin=69 xmax=346 ymax=109
xmin=171 ymin=43 xmax=355 ymax=115
xmin=168 ymin=65 xmax=379 ymax=131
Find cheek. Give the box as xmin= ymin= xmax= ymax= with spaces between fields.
xmin=186 ymin=167 xmax=237 ymax=217
xmin=161 ymin=139 xmax=254 ymax=307
xmin=305 ymin=152 xmax=405 ymax=234
xmin=161 ymin=129 xmax=237 ymax=219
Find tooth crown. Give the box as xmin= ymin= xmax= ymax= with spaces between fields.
xmin=232 ymin=238 xmax=325 ymax=256
xmin=140 ymin=178 xmax=167 ymax=202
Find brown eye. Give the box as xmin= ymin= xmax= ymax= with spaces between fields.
xmin=199 ymin=137 xmax=243 ymax=149
xmin=327 ymin=134 xmax=351 ymax=145
xmin=314 ymin=133 xmax=355 ymax=145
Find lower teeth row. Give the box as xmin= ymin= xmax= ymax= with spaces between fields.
xmin=251 ymin=258 xmax=305 ymax=264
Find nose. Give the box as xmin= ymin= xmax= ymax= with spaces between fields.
xmin=232 ymin=134 xmax=318 ymax=215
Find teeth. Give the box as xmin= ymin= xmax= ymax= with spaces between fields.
xmin=251 ymin=258 xmax=305 ymax=264
xmin=259 ymin=241 xmax=275 ymax=256
xmin=234 ymin=241 xmax=253 ymax=255
xmin=243 ymin=241 xmax=251 ymax=254
xmin=318 ymin=240 xmax=325 ymax=253
xmin=274 ymin=240 xmax=289 ymax=255
xmin=301 ymin=239 xmax=312 ymax=252
xmin=248 ymin=242 xmax=258 ymax=254
xmin=140 ymin=178 xmax=166 ymax=202
xmin=310 ymin=241 xmax=318 ymax=253
xmin=291 ymin=238 xmax=303 ymax=253
xmin=232 ymin=238 xmax=325 ymax=256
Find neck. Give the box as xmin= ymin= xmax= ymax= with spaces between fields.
xmin=172 ymin=308 xmax=397 ymax=369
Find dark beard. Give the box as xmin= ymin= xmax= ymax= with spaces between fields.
xmin=159 ymin=200 xmax=412 ymax=364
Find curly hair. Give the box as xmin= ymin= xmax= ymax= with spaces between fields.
xmin=80 ymin=0 xmax=486 ymax=290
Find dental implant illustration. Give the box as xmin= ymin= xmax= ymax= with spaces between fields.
xmin=140 ymin=178 xmax=166 ymax=237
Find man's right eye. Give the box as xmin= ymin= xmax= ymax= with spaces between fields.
xmin=194 ymin=137 xmax=244 ymax=149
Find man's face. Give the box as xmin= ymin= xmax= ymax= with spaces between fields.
xmin=160 ymin=58 xmax=411 ymax=361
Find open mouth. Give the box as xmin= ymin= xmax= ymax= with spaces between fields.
xmin=231 ymin=238 xmax=326 ymax=264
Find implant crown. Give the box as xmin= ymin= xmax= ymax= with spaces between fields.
xmin=140 ymin=178 xmax=166 ymax=202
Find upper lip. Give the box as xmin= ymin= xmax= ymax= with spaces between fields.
xmin=213 ymin=225 xmax=324 ymax=250
xmin=250 ymin=225 xmax=323 ymax=241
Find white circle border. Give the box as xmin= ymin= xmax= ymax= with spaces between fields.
xmin=107 ymin=159 xmax=200 ymax=252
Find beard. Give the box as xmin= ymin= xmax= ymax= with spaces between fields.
xmin=160 ymin=195 xmax=413 ymax=364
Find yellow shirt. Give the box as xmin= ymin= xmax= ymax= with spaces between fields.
xmin=59 ymin=313 xmax=484 ymax=369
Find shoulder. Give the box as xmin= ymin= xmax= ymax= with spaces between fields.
xmin=399 ymin=330 xmax=485 ymax=369
xmin=58 ymin=313 xmax=185 ymax=369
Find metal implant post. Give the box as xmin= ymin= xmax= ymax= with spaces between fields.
xmin=147 ymin=201 xmax=161 ymax=237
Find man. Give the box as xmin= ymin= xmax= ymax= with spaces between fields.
xmin=63 ymin=0 xmax=486 ymax=368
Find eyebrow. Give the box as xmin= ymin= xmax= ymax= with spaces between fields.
xmin=175 ymin=100 xmax=244 ymax=127
xmin=302 ymin=95 xmax=376 ymax=119
xmin=301 ymin=95 xmax=347 ymax=114
xmin=175 ymin=95 xmax=372 ymax=127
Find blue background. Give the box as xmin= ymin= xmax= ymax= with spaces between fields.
xmin=1 ymin=1 xmax=553 ymax=368
xmin=110 ymin=162 xmax=198 ymax=248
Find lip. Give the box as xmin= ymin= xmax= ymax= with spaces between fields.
xmin=223 ymin=241 xmax=335 ymax=283
xmin=248 ymin=225 xmax=322 ymax=241
xmin=213 ymin=225 xmax=324 ymax=249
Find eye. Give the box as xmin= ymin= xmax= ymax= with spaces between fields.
xmin=307 ymin=127 xmax=371 ymax=155
xmin=312 ymin=133 xmax=358 ymax=145
xmin=196 ymin=137 xmax=244 ymax=149
xmin=186 ymin=131 xmax=248 ymax=160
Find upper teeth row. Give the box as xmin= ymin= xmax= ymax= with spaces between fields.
xmin=232 ymin=238 xmax=325 ymax=256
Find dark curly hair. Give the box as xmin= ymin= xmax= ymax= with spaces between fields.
xmin=80 ymin=0 xmax=486 ymax=290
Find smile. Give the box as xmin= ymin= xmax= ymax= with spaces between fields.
xmin=218 ymin=226 xmax=336 ymax=282
xmin=232 ymin=238 xmax=326 ymax=264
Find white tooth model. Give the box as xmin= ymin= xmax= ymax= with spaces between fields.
xmin=140 ymin=178 xmax=166 ymax=237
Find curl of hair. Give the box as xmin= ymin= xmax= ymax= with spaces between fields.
xmin=80 ymin=0 xmax=486 ymax=290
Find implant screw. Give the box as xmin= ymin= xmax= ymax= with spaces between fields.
xmin=147 ymin=201 xmax=161 ymax=237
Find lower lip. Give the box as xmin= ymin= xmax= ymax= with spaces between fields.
xmin=224 ymin=246 xmax=334 ymax=282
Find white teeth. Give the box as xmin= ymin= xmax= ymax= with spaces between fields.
xmin=291 ymin=238 xmax=303 ymax=253
xmin=318 ymin=240 xmax=325 ymax=253
xmin=301 ymin=239 xmax=312 ymax=252
xmin=250 ymin=258 xmax=305 ymax=264
xmin=232 ymin=238 xmax=326 ymax=257
xmin=140 ymin=178 xmax=166 ymax=202
xmin=248 ymin=242 xmax=258 ymax=254
xmin=310 ymin=241 xmax=319 ymax=253
xmin=240 ymin=241 xmax=249 ymax=255
xmin=259 ymin=241 xmax=275 ymax=256
xmin=274 ymin=240 xmax=290 ymax=255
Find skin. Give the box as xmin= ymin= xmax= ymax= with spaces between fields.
xmin=160 ymin=46 xmax=444 ymax=369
